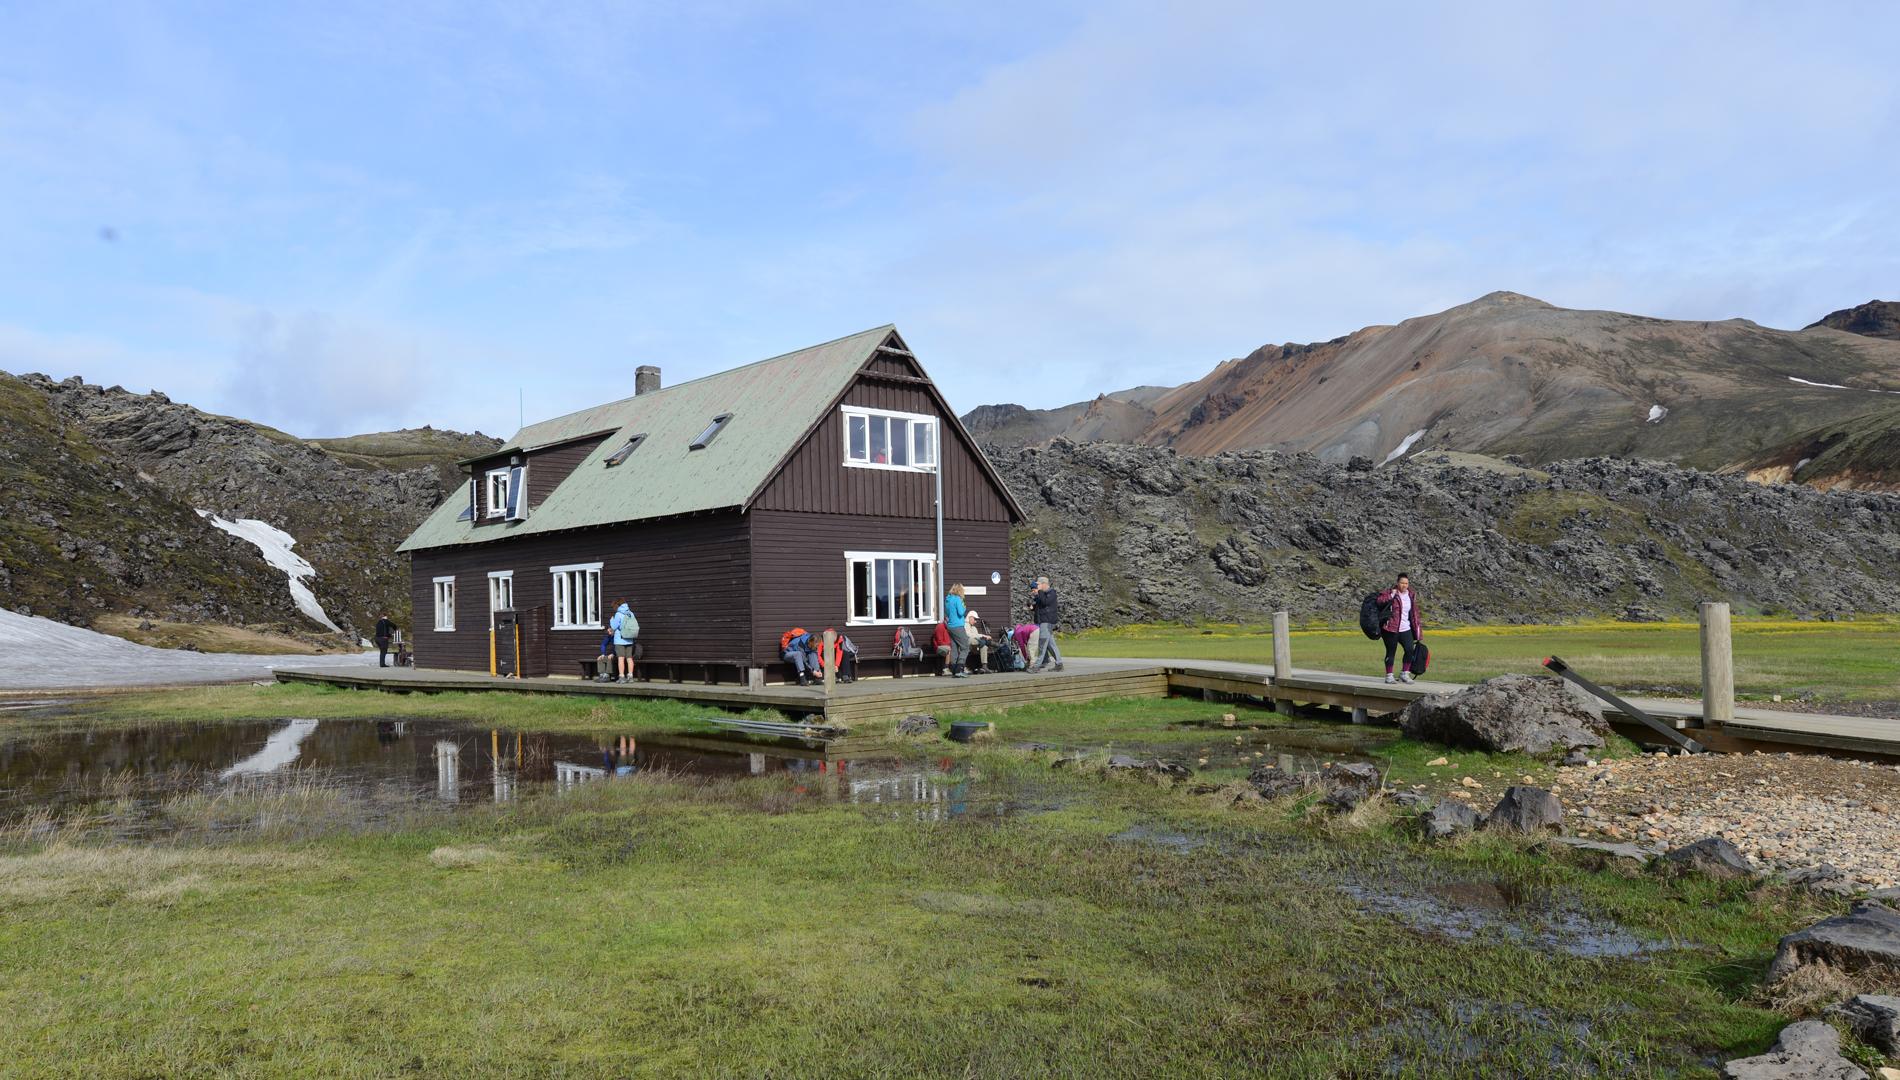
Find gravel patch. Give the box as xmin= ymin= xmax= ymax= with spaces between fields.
xmin=1555 ymin=752 xmax=1900 ymax=889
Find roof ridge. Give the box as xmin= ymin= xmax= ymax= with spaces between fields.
xmin=505 ymin=324 xmax=895 ymax=443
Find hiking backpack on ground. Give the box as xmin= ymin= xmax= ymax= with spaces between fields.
xmin=1358 ymin=593 xmax=1389 ymax=640
xmin=1412 ymin=641 xmax=1431 ymax=675
xmin=992 ymin=639 xmax=1023 ymax=671
xmin=892 ymin=627 xmax=922 ymax=660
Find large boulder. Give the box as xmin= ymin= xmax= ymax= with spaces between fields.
xmin=1663 ymin=836 xmax=1756 ymax=879
xmin=1825 ymin=994 xmax=1900 ymax=1056
xmin=1484 ymin=786 xmax=1565 ymax=833
xmin=1247 ymin=761 xmax=1384 ymax=809
xmin=1719 ymin=1020 xmax=1868 ymax=1080
xmin=1398 ymin=674 xmax=1610 ymax=758
xmin=1767 ymin=901 xmax=1900 ymax=985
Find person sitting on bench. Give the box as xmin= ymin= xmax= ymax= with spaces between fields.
xmin=931 ymin=620 xmax=954 ymax=676
xmin=595 ymin=631 xmax=616 ymax=682
xmin=780 ymin=627 xmax=821 ymax=686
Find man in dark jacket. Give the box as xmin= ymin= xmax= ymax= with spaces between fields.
xmin=1027 ymin=577 xmax=1064 ymax=672
xmin=374 ymin=614 xmax=397 ymax=668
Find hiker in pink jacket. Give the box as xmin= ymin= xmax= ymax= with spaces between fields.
xmin=1377 ymin=572 xmax=1423 ymax=684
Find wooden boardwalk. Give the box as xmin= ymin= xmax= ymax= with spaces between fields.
xmin=275 ymin=656 xmax=1900 ymax=758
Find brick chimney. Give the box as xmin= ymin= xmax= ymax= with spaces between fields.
xmin=635 ymin=365 xmax=661 ymax=395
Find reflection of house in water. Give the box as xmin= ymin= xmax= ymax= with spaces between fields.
xmin=554 ymin=761 xmax=608 ymax=789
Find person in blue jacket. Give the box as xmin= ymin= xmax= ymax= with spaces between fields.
xmin=610 ymin=600 xmax=640 ymax=683
xmin=943 ymin=583 xmax=972 ymax=679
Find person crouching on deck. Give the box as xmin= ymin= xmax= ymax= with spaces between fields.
xmin=595 ymin=630 xmax=617 ymax=682
xmin=610 ymin=600 xmax=640 ymax=683
xmin=1377 ymin=573 xmax=1423 ymax=684
xmin=943 ymin=583 xmax=972 ymax=679
xmin=780 ymin=627 xmax=820 ymax=686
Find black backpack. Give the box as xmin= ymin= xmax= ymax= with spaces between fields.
xmin=1359 ymin=593 xmax=1390 ymax=640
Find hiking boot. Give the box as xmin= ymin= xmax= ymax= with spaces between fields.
xmin=1400 ymin=672 xmax=1415 ymax=684
xmin=1384 ymin=673 xmax=1396 ymax=684
xmin=1052 ymin=662 xmax=1064 ymax=672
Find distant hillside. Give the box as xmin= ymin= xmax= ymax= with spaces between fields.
xmin=0 ymin=371 xmax=498 ymax=638
xmin=993 ymin=442 xmax=1900 ymax=628
xmin=965 ymin=293 xmax=1900 ymax=490
xmin=1807 ymin=299 xmax=1900 ymax=341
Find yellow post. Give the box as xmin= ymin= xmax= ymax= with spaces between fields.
xmin=489 ymin=630 xmax=496 ymax=676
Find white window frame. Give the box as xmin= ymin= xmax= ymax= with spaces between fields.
xmin=484 ymin=468 xmax=511 ymax=518
xmin=432 ymin=576 xmax=456 ymax=631
xmin=844 ymin=551 xmax=938 ymax=626
xmin=549 ymin=562 xmax=603 ymax=630
xmin=841 ymin=405 xmax=938 ymax=473
xmin=487 ymin=570 xmax=514 ymax=628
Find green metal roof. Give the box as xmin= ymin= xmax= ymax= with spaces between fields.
xmin=398 ymin=326 xmax=896 ymax=553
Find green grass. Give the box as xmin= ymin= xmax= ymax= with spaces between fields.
xmin=1 ymin=687 xmax=1869 ymax=1076
xmin=1064 ymin=618 xmax=1900 ymax=703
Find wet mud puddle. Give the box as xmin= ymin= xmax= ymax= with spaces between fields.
xmin=0 ymin=718 xmax=981 ymax=836
xmin=1340 ymin=877 xmax=1675 ymax=959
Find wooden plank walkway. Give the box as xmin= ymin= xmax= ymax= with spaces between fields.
xmin=274 ymin=656 xmax=1900 ymax=759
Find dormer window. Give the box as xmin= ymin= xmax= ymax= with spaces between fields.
xmin=484 ymin=468 xmax=511 ymax=517
xmin=603 ymin=433 xmax=646 ymax=467
xmin=690 ymin=413 xmax=731 ymax=451
xmin=842 ymin=406 xmax=937 ymax=472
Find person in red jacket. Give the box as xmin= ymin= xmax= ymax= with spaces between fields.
xmin=930 ymin=620 xmax=953 ymax=675
xmin=1377 ymin=572 xmax=1424 ymax=684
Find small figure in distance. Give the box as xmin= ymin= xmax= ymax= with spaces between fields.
xmin=1027 ymin=576 xmax=1064 ymax=672
xmin=1377 ymin=572 xmax=1423 ymax=684
xmin=374 ymin=612 xmax=397 ymax=668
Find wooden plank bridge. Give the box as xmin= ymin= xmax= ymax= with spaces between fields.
xmin=274 ymin=653 xmax=1899 ymax=759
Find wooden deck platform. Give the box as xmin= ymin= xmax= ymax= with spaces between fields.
xmin=274 ymin=656 xmax=1900 ymax=759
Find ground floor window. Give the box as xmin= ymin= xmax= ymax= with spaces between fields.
xmin=550 ymin=562 xmax=602 ymax=629
xmin=845 ymin=552 xmax=937 ymax=625
xmin=487 ymin=571 xmax=514 ymax=627
xmin=433 ymin=576 xmax=456 ymax=631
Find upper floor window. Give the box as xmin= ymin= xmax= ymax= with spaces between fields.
xmin=484 ymin=468 xmax=511 ymax=518
xmin=842 ymin=406 xmax=937 ymax=472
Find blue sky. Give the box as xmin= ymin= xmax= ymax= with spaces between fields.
xmin=1 ymin=1 xmax=1896 ymax=438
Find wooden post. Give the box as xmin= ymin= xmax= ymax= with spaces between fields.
xmin=746 ymin=667 xmax=765 ymax=690
xmin=1699 ymin=601 xmax=1734 ymax=728
xmin=822 ymin=630 xmax=837 ymax=694
xmin=1271 ymin=611 xmax=1294 ymax=714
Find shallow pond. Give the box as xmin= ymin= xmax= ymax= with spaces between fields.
xmin=0 ymin=717 xmax=979 ymax=836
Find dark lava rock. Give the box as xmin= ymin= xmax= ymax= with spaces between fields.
xmin=1483 ymin=786 xmax=1564 ymax=834
xmin=1787 ymin=863 xmax=1859 ymax=897
xmin=894 ymin=714 xmax=938 ymax=736
xmin=1719 ymin=1019 xmax=1868 ymax=1080
xmin=1247 ymin=761 xmax=1382 ymax=809
xmin=1663 ymin=836 xmax=1756 ymax=879
xmin=1824 ymin=994 xmax=1900 ymax=1056
xmin=1550 ymin=836 xmax=1655 ymax=866
xmin=1421 ymin=800 xmax=1482 ymax=839
xmin=1766 ymin=900 xmax=1900 ymax=985
xmin=1399 ymin=674 xmax=1609 ymax=759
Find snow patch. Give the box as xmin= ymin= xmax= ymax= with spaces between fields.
xmin=1794 ymin=457 xmax=1812 ymax=472
xmin=197 ymin=512 xmax=341 ymax=632
xmin=1381 ymin=429 xmax=1428 ymax=466
xmin=1646 ymin=404 xmax=1668 ymax=423
xmin=1787 ymin=375 xmax=1900 ymax=394
xmin=221 ymin=719 xmax=320 ymax=779
xmin=0 ymin=607 xmax=372 ymax=690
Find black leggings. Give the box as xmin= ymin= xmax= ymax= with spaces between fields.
xmin=1382 ymin=629 xmax=1418 ymax=673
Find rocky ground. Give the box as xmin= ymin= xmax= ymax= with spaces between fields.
xmin=990 ymin=440 xmax=1900 ymax=627
xmin=1556 ymin=752 xmax=1900 ymax=890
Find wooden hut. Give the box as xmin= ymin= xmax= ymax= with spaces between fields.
xmin=397 ymin=327 xmax=1025 ymax=683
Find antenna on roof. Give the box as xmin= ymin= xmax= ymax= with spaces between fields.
xmin=519 ymin=388 xmax=524 ymax=432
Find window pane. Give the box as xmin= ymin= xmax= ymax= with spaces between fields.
xmin=914 ymin=422 xmax=932 ymax=466
xmin=889 ymin=419 xmax=909 ymax=466
xmin=851 ymin=560 xmax=870 ymax=618
xmin=848 ymin=415 xmax=867 ymax=461
xmin=874 ymin=560 xmax=891 ymax=620
xmin=893 ymin=559 xmax=912 ymax=619
xmin=871 ymin=417 xmax=889 ymax=463
xmin=589 ymin=571 xmax=599 ymax=624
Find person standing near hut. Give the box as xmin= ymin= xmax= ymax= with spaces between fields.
xmin=1027 ymin=577 xmax=1064 ymax=672
xmin=610 ymin=599 xmax=640 ymax=684
xmin=943 ymin=583 xmax=972 ymax=679
xmin=373 ymin=613 xmax=397 ymax=668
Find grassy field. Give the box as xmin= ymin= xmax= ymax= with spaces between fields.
xmin=0 ymin=687 xmax=1874 ymax=1076
xmin=1064 ymin=618 xmax=1900 ymax=702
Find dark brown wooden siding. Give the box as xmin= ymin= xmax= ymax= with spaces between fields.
xmin=527 ymin=434 xmax=610 ymax=509
xmin=863 ymin=354 xmax=921 ymax=377
xmin=409 ymin=511 xmax=751 ymax=673
xmin=750 ymin=376 xmax=1012 ymax=522
xmin=747 ymin=509 xmax=1012 ymax=665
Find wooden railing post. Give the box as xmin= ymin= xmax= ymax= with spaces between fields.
xmin=822 ymin=629 xmax=837 ymax=695
xmin=1699 ymin=601 xmax=1733 ymax=729
xmin=1271 ymin=611 xmax=1294 ymax=714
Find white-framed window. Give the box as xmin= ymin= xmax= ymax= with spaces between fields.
xmin=842 ymin=406 xmax=937 ymax=473
xmin=484 ymin=468 xmax=511 ymax=518
xmin=845 ymin=551 xmax=937 ymax=625
xmin=550 ymin=562 xmax=603 ymax=630
xmin=432 ymin=576 xmax=456 ymax=631
xmin=487 ymin=571 xmax=514 ymax=627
